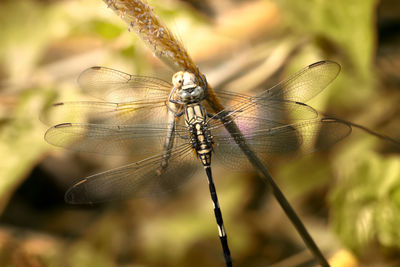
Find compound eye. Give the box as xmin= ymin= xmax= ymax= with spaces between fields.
xmin=183 ymin=72 xmax=197 ymax=83
xmin=172 ymin=72 xmax=184 ymax=87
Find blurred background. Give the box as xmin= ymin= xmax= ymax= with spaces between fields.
xmin=0 ymin=0 xmax=399 ymax=266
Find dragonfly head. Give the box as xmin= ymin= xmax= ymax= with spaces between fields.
xmin=172 ymin=71 xmax=205 ymax=104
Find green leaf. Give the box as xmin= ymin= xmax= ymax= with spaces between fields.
xmin=0 ymin=89 xmax=56 ymax=212
xmin=278 ymin=0 xmax=378 ymax=106
xmin=330 ymin=146 xmax=400 ymax=253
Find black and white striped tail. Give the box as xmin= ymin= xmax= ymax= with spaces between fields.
xmin=205 ymin=166 xmax=233 ymax=267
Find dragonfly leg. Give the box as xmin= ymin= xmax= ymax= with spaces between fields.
xmin=156 ymin=110 xmax=177 ymax=175
xmin=175 ymin=110 xmax=184 ymax=117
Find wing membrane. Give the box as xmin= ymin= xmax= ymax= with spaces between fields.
xmin=212 ymin=117 xmax=351 ymax=169
xmin=208 ymin=99 xmax=319 ymax=131
xmin=260 ymin=60 xmax=340 ymax=102
xmin=41 ymin=100 xmax=171 ymax=126
xmin=78 ymin=66 xmax=172 ymax=102
xmin=65 ymin=143 xmax=199 ymax=204
xmin=45 ymin=122 xmax=188 ymax=156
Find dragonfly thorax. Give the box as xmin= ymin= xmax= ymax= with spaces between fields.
xmin=172 ymin=71 xmax=205 ymax=104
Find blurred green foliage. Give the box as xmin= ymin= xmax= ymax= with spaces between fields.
xmin=331 ymin=142 xmax=400 ymax=253
xmin=278 ymin=0 xmax=400 ymax=258
xmin=280 ymin=0 xmax=379 ymax=115
xmin=0 ymin=88 xmax=54 ymax=211
xmin=85 ymin=20 xmax=124 ymax=40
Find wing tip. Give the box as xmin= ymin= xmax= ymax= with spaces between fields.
xmin=53 ymin=102 xmax=64 ymax=107
xmin=308 ymin=60 xmax=341 ymax=70
xmin=78 ymin=66 xmax=103 ymax=83
xmin=309 ymin=61 xmax=327 ymax=68
xmin=64 ymin=179 xmax=91 ymax=204
xmin=54 ymin=123 xmax=73 ymax=128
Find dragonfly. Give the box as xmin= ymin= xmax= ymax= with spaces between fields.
xmin=43 ymin=60 xmax=352 ymax=267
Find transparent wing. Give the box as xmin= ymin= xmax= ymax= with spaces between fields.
xmin=203 ymin=89 xmax=254 ymax=112
xmin=202 ymin=61 xmax=340 ymax=116
xmin=205 ymin=63 xmax=342 ymax=126
xmin=42 ymin=98 xmax=189 ymax=157
xmin=40 ymin=99 xmax=172 ymax=126
xmin=65 ymin=143 xmax=200 ymax=204
xmin=208 ymin=98 xmax=320 ymax=132
xmin=260 ymin=60 xmax=341 ymax=102
xmin=211 ymin=117 xmax=352 ymax=170
xmin=205 ymin=60 xmax=344 ymax=169
xmin=78 ymin=66 xmax=172 ymax=102
xmin=45 ymin=122 xmax=188 ymax=156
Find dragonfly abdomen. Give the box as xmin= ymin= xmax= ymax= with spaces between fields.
xmin=192 ymin=123 xmax=213 ymax=166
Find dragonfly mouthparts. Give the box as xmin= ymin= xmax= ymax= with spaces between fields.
xmin=182 ymin=84 xmax=196 ymax=91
